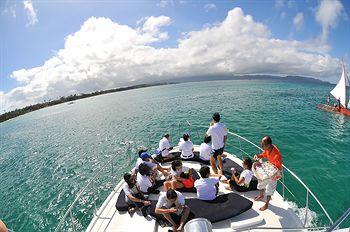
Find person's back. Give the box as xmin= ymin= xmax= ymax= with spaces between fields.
xmin=180 ymin=141 xmax=194 ymax=159
xmin=199 ymin=143 xmax=211 ymax=160
xmin=159 ymin=134 xmax=171 ymax=157
xmin=194 ymin=166 xmax=219 ymax=200
xmin=207 ymin=122 xmax=227 ymax=150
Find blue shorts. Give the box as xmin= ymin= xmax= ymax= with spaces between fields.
xmin=212 ymin=147 xmax=224 ymax=159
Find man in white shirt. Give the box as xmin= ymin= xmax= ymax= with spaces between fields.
xmin=136 ymin=152 xmax=170 ymax=176
xmin=206 ymin=112 xmax=227 ymax=174
xmin=155 ymin=189 xmax=190 ymax=232
xmin=179 ymin=133 xmax=194 ymax=159
xmin=158 ymin=134 xmax=174 ymax=161
xmin=194 ymin=165 xmax=221 ymax=201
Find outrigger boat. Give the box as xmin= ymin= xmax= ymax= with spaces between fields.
xmin=317 ymin=62 xmax=350 ymax=116
xmin=55 ymin=123 xmax=350 ymax=232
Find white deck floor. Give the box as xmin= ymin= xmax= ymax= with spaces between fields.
xmin=86 ymin=146 xmax=303 ymax=232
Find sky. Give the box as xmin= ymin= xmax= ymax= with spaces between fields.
xmin=0 ymin=0 xmax=349 ymax=112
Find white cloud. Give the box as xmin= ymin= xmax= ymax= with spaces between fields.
xmin=2 ymin=8 xmax=341 ymax=112
xmin=275 ymin=0 xmax=284 ymax=9
xmin=23 ymin=0 xmax=38 ymax=26
xmin=280 ymin=11 xmax=286 ymax=20
xmin=1 ymin=4 xmax=17 ymax=18
xmin=293 ymin=12 xmax=304 ymax=30
xmin=316 ymin=0 xmax=344 ymax=42
xmin=204 ymin=3 xmax=216 ymax=12
xmin=157 ymin=0 xmax=172 ymax=8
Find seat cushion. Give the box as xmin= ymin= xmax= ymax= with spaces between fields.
xmin=186 ymin=193 xmax=253 ymax=223
xmin=115 ymin=190 xmax=128 ymax=211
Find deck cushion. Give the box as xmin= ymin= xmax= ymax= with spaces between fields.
xmin=115 ymin=190 xmax=129 ymax=212
xmin=185 ymin=193 xmax=253 ymax=223
xmin=149 ymin=192 xmax=252 ymax=224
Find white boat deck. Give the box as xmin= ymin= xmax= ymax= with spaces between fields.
xmin=86 ymin=146 xmax=303 ymax=232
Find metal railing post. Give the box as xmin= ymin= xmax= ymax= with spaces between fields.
xmin=70 ymin=209 xmax=76 ymax=232
xmin=282 ymin=168 xmax=285 ymax=200
xmin=304 ymin=191 xmax=309 ymax=227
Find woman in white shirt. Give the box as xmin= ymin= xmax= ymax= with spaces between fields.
xmin=179 ymin=133 xmax=194 ymax=159
xmin=226 ymin=157 xmax=254 ymax=192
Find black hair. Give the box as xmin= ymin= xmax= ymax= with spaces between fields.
xmin=199 ymin=166 xmax=210 ymax=178
xmin=138 ymin=163 xmax=151 ymax=176
xmin=183 ymin=133 xmax=190 ymax=141
xmin=164 ymin=133 xmax=170 ymax=138
xmin=204 ymin=135 xmax=211 ymax=144
xmin=166 ymin=189 xmax=177 ymax=200
xmin=263 ymin=136 xmax=272 ymax=146
xmin=243 ymin=157 xmax=253 ymax=170
xmin=212 ymin=112 xmax=220 ymax=122
xmin=124 ymin=173 xmax=135 ymax=188
xmin=171 ymin=160 xmax=182 ymax=171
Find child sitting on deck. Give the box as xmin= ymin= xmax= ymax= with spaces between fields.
xmin=199 ymin=135 xmax=212 ymax=164
xmin=225 ymin=157 xmax=255 ymax=192
xmin=163 ymin=160 xmax=194 ymax=191
xmin=194 ymin=166 xmax=222 ymax=201
xmin=123 ymin=173 xmax=151 ymax=215
xmin=179 ymin=133 xmax=194 ymax=159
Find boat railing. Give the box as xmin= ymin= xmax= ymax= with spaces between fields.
xmin=55 ymin=121 xmax=337 ymax=231
xmin=54 ymin=145 xmax=131 ymax=232
xmin=179 ymin=122 xmax=334 ymax=228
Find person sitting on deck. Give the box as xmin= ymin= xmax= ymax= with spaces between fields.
xmin=206 ymin=112 xmax=227 ymax=175
xmin=157 ymin=134 xmax=174 ymax=162
xmin=137 ymin=163 xmax=161 ymax=194
xmin=225 ymin=157 xmax=254 ymax=192
xmin=326 ymin=95 xmax=330 ymax=105
xmin=199 ymin=135 xmax=212 ymax=163
xmin=179 ymin=133 xmax=194 ymax=159
xmin=253 ymin=136 xmax=283 ymax=211
xmin=123 ymin=173 xmax=151 ymax=215
xmin=164 ymin=160 xmax=194 ymax=191
xmin=194 ymin=165 xmax=222 ymax=201
xmin=136 ymin=152 xmax=170 ymax=176
xmin=155 ymin=189 xmax=190 ymax=232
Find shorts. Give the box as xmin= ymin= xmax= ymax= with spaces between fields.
xmin=257 ymin=178 xmax=277 ymax=196
xmin=212 ymin=147 xmax=224 ymax=159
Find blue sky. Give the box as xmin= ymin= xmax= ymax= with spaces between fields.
xmin=0 ymin=0 xmax=349 ymax=111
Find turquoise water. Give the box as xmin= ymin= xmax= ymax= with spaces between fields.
xmin=0 ymin=80 xmax=349 ymax=231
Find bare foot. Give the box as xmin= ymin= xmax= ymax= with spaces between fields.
xmin=128 ymin=207 xmax=136 ymax=214
xmin=177 ymin=224 xmax=184 ymax=232
xmin=259 ymin=204 xmax=268 ymax=211
xmin=254 ymin=195 xmax=264 ymax=201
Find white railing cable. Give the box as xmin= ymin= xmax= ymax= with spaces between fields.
xmin=55 ymin=122 xmax=335 ymax=231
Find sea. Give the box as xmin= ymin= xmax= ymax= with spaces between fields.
xmin=0 ymin=79 xmax=349 ymax=231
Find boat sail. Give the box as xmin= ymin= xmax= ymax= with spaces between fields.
xmin=330 ymin=62 xmax=348 ymax=108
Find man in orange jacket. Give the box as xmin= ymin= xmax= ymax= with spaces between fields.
xmin=253 ymin=136 xmax=282 ymax=211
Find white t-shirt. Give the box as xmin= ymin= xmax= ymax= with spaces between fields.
xmin=122 ymin=183 xmax=139 ymax=202
xmin=136 ymin=172 xmax=152 ymax=193
xmin=156 ymin=191 xmax=185 ymax=209
xmin=240 ymin=170 xmax=253 ymax=187
xmin=159 ymin=137 xmax=170 ymax=157
xmin=206 ymin=122 xmax=227 ymax=150
xmin=136 ymin=158 xmax=157 ymax=170
xmin=170 ymin=165 xmax=189 ymax=177
xmin=179 ymin=140 xmax=194 ymax=159
xmin=199 ymin=143 xmax=211 ymax=161
xmin=194 ymin=177 xmax=219 ymax=200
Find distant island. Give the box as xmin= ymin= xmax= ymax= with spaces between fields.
xmin=0 ymin=75 xmax=332 ymax=123
xmin=0 ymin=82 xmax=175 ymax=123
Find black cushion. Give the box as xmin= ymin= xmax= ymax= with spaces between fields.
xmin=149 ymin=192 xmax=252 ymax=223
xmin=115 ymin=190 xmax=129 ymax=211
xmin=186 ymin=193 xmax=253 ymax=223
